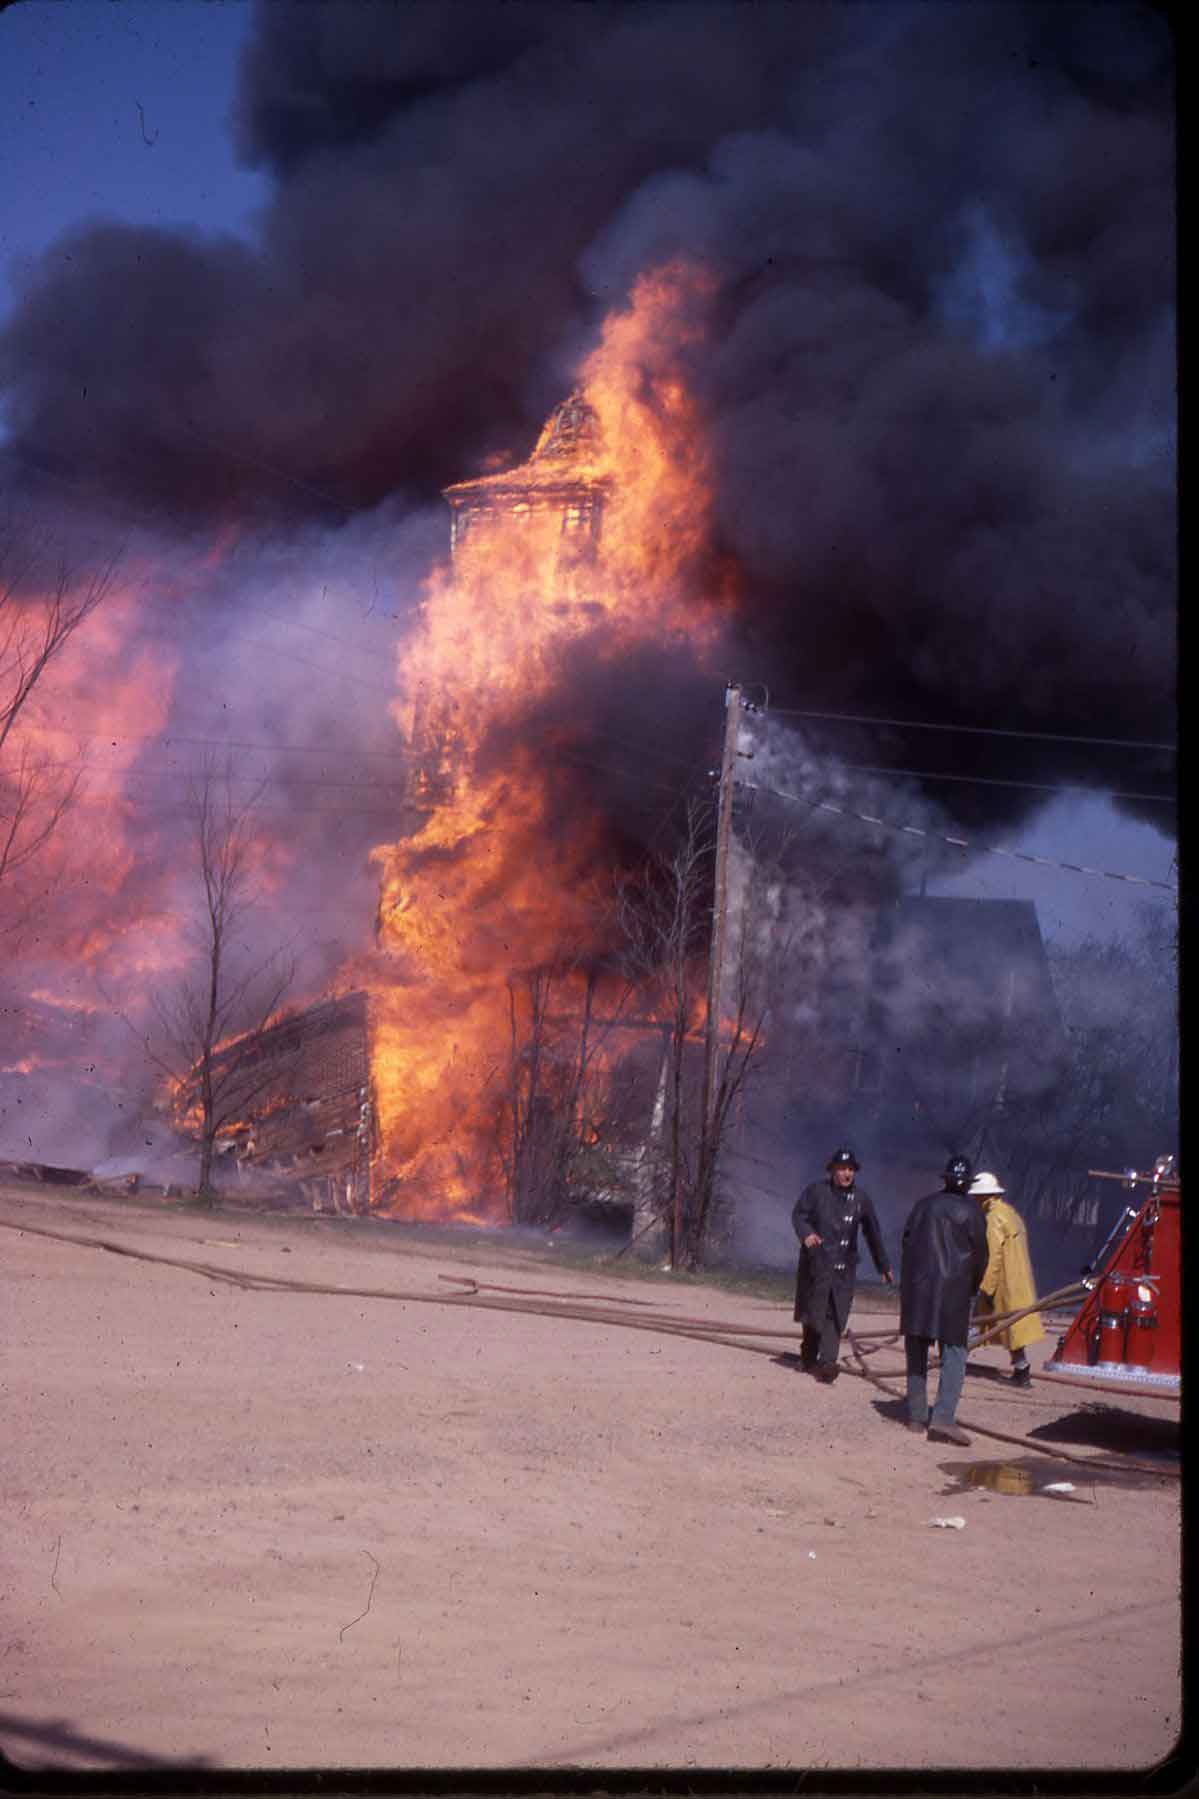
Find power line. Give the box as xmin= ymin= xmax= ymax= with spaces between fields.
xmin=763 ymin=707 xmax=1176 ymax=754
xmin=52 ymin=801 xmax=426 ymax=823
xmin=552 ymin=753 xmax=705 ymax=797
xmin=13 ymin=718 xmax=707 ymax=777
xmin=15 ymin=736 xmax=1173 ymax=815
xmin=29 ymin=765 xmax=413 ymax=793
xmin=226 ymin=604 xmax=402 ymax=660
xmin=827 ymin=761 xmax=1174 ymax=807
xmin=738 ymin=777 xmax=1177 ymax=895
xmin=42 ymin=745 xmax=698 ymax=814
xmin=153 ymin=582 xmax=408 ymax=661
xmin=10 ymin=742 xmax=688 ymax=787
xmin=171 ymin=415 xmax=359 ymax=516
xmin=231 ymin=636 xmax=402 ymax=696
xmin=8 ymin=433 xmax=354 ymax=522
xmin=202 ymin=632 xmax=710 ymax=770
xmin=13 ymin=724 xmax=418 ymax=762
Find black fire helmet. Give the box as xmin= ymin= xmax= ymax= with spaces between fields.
xmin=827 ymin=1148 xmax=860 ymax=1172
xmin=944 ymin=1155 xmax=973 ymax=1192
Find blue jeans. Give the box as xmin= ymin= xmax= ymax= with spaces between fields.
xmin=905 ymin=1336 xmax=967 ymax=1428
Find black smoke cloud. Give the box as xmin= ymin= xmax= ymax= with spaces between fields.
xmin=573 ymin=9 xmax=1174 ymax=824
xmin=0 ymin=1 xmax=837 ymax=520
xmin=0 ymin=0 xmax=1175 ymax=832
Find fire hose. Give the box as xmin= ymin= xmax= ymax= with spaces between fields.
xmin=0 ymin=1216 xmax=1178 ymax=1481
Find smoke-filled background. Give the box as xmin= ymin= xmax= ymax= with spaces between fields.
xmin=0 ymin=1 xmax=1176 ymax=1251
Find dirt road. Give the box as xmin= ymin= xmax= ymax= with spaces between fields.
xmin=0 ymin=1181 xmax=1181 ymax=1774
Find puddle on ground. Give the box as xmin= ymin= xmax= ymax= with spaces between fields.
xmin=966 ymin=1463 xmax=1038 ymax=1496
xmin=950 ymin=1456 xmax=1175 ymax=1498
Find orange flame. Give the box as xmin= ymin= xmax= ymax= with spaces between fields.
xmin=355 ymin=262 xmax=730 ymax=1217
xmin=4 ymin=581 xmax=178 ymax=974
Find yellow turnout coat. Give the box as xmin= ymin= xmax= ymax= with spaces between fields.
xmin=978 ymin=1197 xmax=1044 ymax=1352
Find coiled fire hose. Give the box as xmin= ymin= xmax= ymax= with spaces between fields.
xmin=0 ymin=1216 xmax=1178 ymax=1480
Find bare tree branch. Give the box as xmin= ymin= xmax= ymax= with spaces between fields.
xmin=1 ymin=531 xmax=120 ymax=918
xmin=1 ymin=541 xmax=120 ymax=753
xmin=147 ymin=756 xmax=298 ymax=1200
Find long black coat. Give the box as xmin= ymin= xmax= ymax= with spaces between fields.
xmin=792 ymin=1179 xmax=891 ymax=1331
xmin=899 ymin=1188 xmax=989 ymax=1345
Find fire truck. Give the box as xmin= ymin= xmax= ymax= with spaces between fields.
xmin=1039 ymin=1155 xmax=1180 ymax=1402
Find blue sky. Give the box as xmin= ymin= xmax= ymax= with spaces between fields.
xmin=0 ymin=0 xmax=1177 ymax=951
xmin=0 ymin=0 xmax=266 ymax=311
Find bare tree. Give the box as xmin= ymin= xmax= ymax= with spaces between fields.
xmin=616 ymin=801 xmax=712 ymax=1264
xmin=503 ymin=960 xmax=566 ymax=1226
xmin=687 ymin=830 xmax=792 ymax=1265
xmin=1 ymin=531 xmax=119 ymax=904
xmin=499 ymin=941 xmax=642 ymax=1228
xmin=615 ymin=800 xmax=787 ymax=1269
xmin=147 ymin=759 xmax=296 ymax=1201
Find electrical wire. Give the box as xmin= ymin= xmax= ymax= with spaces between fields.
xmin=25 ymin=765 xmax=414 ymax=794
xmin=14 ymin=714 xmax=705 ymax=775
xmin=763 ymin=707 xmax=1177 ymax=754
xmin=227 ymin=604 xmax=404 ymax=660
xmin=6 ymin=722 xmax=416 ymax=760
xmin=171 ymin=415 xmax=359 ymax=515
xmin=13 ymin=731 xmax=709 ymax=795
xmin=32 ymin=738 xmax=1173 ymax=801
xmin=35 ymin=749 xmax=697 ymax=818
xmin=828 ymin=761 xmax=1174 ymax=806
xmin=738 ymin=777 xmax=1177 ymax=894
xmin=225 ymin=636 xmax=402 ymax=696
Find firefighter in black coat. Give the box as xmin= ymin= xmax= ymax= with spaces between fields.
xmin=900 ymin=1154 xmax=989 ymax=1444
xmin=792 ymin=1148 xmax=893 ymax=1382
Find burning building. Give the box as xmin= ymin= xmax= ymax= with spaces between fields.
xmin=361 ymin=266 xmax=727 ymax=1224
xmin=0 ymin=7 xmax=1174 ymax=1268
xmin=200 ymin=313 xmax=714 ymax=1228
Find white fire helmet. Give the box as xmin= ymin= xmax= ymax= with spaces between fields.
xmin=968 ymin=1171 xmax=1006 ymax=1197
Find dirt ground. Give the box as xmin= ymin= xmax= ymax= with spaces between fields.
xmin=0 ymin=1178 xmax=1182 ymax=1776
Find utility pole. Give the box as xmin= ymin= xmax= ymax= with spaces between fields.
xmin=701 ymin=682 xmax=743 ymax=1148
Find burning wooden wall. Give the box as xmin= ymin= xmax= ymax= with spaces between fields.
xmin=199 ymin=991 xmax=375 ymax=1213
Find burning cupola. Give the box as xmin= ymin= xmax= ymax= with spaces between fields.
xmin=442 ymin=391 xmax=611 ymax=594
xmin=402 ymin=392 xmax=615 ymax=810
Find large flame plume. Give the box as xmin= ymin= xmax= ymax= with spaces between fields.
xmin=359 ymin=264 xmax=728 ymax=1217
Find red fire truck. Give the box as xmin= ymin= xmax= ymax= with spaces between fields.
xmin=1039 ymin=1155 xmax=1180 ymax=1402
